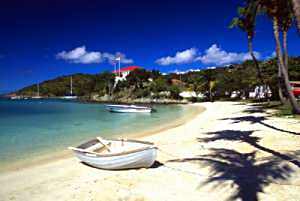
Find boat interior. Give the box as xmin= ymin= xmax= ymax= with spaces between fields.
xmin=74 ymin=138 xmax=154 ymax=155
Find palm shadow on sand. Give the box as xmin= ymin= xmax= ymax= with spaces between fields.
xmin=166 ymin=129 xmax=300 ymax=201
xmin=199 ymin=130 xmax=300 ymax=168
xmin=222 ymin=116 xmax=300 ymax=135
xmin=169 ymin=148 xmax=294 ymax=201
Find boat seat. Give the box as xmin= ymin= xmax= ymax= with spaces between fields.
xmin=93 ymin=142 xmax=112 ymax=153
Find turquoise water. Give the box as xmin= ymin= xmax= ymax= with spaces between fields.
xmin=0 ymin=99 xmax=194 ymax=168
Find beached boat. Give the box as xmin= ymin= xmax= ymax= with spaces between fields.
xmin=69 ymin=138 xmax=157 ymax=170
xmin=105 ymin=104 xmax=152 ymax=113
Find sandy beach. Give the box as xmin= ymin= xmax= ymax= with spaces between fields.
xmin=1 ymin=101 xmax=300 ymax=201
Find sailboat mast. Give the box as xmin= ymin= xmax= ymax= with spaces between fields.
xmin=70 ymin=76 xmax=73 ymax=95
xmin=37 ymin=83 xmax=40 ymax=97
xmin=118 ymin=59 xmax=121 ymax=77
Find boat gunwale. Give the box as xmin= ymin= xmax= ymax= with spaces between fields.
xmin=71 ymin=138 xmax=157 ymax=157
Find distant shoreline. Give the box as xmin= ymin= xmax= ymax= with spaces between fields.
xmin=1 ymin=96 xmax=190 ymax=105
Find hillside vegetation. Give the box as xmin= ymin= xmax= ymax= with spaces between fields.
xmin=17 ymin=57 xmax=300 ymax=102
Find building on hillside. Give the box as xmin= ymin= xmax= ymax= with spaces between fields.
xmin=112 ymin=66 xmax=141 ymax=79
xmin=291 ymin=81 xmax=300 ymax=98
xmin=248 ymin=86 xmax=272 ymax=99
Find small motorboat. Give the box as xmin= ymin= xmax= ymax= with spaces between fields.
xmin=61 ymin=95 xmax=78 ymax=100
xmin=69 ymin=137 xmax=157 ymax=170
xmin=105 ymin=104 xmax=153 ymax=113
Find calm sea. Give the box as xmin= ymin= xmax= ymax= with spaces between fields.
xmin=0 ymin=99 xmax=195 ymax=170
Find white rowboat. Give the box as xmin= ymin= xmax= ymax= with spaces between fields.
xmin=105 ymin=104 xmax=152 ymax=113
xmin=69 ymin=138 xmax=157 ymax=170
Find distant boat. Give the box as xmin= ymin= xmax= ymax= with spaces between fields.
xmin=62 ymin=76 xmax=77 ymax=99
xmin=69 ymin=137 xmax=157 ymax=170
xmin=32 ymin=83 xmax=42 ymax=99
xmin=10 ymin=96 xmax=21 ymax=100
xmin=105 ymin=104 xmax=153 ymax=113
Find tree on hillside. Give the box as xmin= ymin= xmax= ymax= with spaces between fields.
xmin=230 ymin=1 xmax=265 ymax=92
xmin=126 ymin=69 xmax=151 ymax=89
xmin=94 ymin=71 xmax=115 ymax=96
xmin=200 ymin=69 xmax=217 ymax=102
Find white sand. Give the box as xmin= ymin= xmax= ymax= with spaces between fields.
xmin=0 ymin=102 xmax=299 ymax=201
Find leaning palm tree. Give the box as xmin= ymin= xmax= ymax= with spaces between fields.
xmin=230 ymin=2 xmax=265 ymax=90
xmin=280 ymin=0 xmax=294 ymax=68
xmin=277 ymin=0 xmax=294 ymax=103
xmin=260 ymin=0 xmax=300 ymax=113
xmin=292 ymin=0 xmax=300 ymax=31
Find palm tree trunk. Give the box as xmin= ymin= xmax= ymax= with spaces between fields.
xmin=292 ymin=0 xmax=300 ymax=31
xmin=248 ymin=36 xmax=264 ymax=83
xmin=247 ymin=35 xmax=267 ymax=99
xmin=283 ymin=30 xmax=289 ymax=69
xmin=279 ymin=30 xmax=289 ymax=103
xmin=273 ymin=17 xmax=300 ymax=114
xmin=277 ymin=60 xmax=286 ymax=104
xmin=209 ymin=81 xmax=213 ymax=102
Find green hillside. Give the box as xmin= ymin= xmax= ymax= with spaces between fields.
xmin=16 ymin=57 xmax=300 ymax=102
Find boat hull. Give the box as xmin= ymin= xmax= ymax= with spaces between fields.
xmin=74 ymin=147 xmax=157 ymax=170
xmin=61 ymin=96 xmax=78 ymax=99
xmin=106 ymin=104 xmax=152 ymax=113
xmin=70 ymin=138 xmax=157 ymax=170
xmin=107 ymin=107 xmax=152 ymax=113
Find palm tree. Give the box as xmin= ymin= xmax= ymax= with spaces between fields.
xmin=230 ymin=2 xmax=265 ymax=89
xmin=276 ymin=1 xmax=294 ymax=103
xmin=280 ymin=1 xmax=294 ymax=68
xmin=292 ymin=0 xmax=300 ymax=31
xmin=261 ymin=0 xmax=300 ymax=113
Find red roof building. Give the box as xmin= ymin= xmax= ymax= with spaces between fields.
xmin=112 ymin=66 xmax=141 ymax=74
xmin=112 ymin=66 xmax=141 ymax=79
xmin=291 ymin=81 xmax=300 ymax=98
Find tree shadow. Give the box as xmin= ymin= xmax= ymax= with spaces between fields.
xmin=169 ymin=148 xmax=294 ymax=201
xmin=232 ymin=102 xmax=247 ymax=106
xmin=198 ymin=130 xmax=300 ymax=168
xmin=242 ymin=107 xmax=265 ymax=114
xmin=222 ymin=116 xmax=300 ymax=135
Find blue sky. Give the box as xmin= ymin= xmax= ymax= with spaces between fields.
xmin=0 ymin=0 xmax=299 ymax=93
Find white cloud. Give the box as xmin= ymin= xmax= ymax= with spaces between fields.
xmin=56 ymin=46 xmax=133 ymax=64
xmin=196 ymin=44 xmax=261 ymax=65
xmin=155 ymin=45 xmax=261 ymax=66
xmin=56 ymin=46 xmax=102 ymax=64
xmin=156 ymin=48 xmax=198 ymax=65
xmin=267 ymin=51 xmax=276 ymax=59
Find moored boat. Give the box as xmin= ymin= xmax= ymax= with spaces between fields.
xmin=61 ymin=95 xmax=77 ymax=99
xmin=105 ymin=104 xmax=153 ymax=113
xmin=31 ymin=83 xmax=42 ymax=99
xmin=69 ymin=138 xmax=157 ymax=170
xmin=61 ymin=76 xmax=77 ymax=99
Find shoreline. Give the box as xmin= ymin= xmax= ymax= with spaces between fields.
xmin=1 ymin=102 xmax=299 ymax=201
xmin=0 ymin=103 xmax=204 ymax=173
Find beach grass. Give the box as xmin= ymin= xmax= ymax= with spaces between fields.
xmin=261 ymin=101 xmax=300 ymax=119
